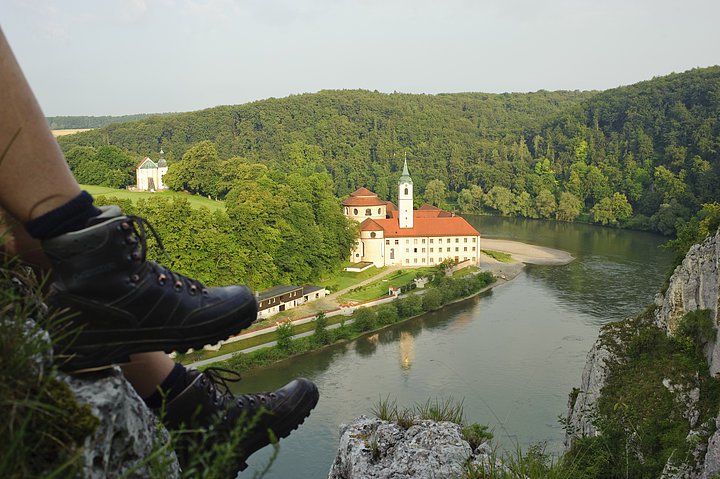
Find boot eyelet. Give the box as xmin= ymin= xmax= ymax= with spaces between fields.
xmin=121 ymin=222 xmax=131 ymax=231
xmin=130 ymin=274 xmax=140 ymax=282
xmin=157 ymin=274 xmax=167 ymax=285
xmin=202 ymin=289 xmax=209 ymax=296
xmin=189 ymin=285 xmax=198 ymax=296
xmin=174 ymin=280 xmax=183 ymax=292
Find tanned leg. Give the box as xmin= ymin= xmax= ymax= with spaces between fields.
xmin=0 ymin=27 xmax=81 ymax=222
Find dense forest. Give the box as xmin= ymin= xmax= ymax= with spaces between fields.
xmin=57 ymin=67 xmax=720 ymax=284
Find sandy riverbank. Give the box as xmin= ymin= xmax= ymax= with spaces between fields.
xmin=479 ymin=238 xmax=574 ymax=283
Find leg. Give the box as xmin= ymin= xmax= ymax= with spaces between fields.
xmin=0 ymin=27 xmax=81 ymax=222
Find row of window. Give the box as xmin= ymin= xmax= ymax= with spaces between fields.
xmin=385 ymin=237 xmax=477 ymax=246
xmin=404 ymin=256 xmax=474 ymax=264
xmin=346 ymin=207 xmax=383 ymax=216
xmin=405 ymin=247 xmax=476 ymax=253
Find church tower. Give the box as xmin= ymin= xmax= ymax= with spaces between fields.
xmin=398 ymin=158 xmax=413 ymax=229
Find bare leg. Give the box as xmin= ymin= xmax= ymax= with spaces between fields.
xmin=120 ymin=352 xmax=176 ymax=397
xmin=0 ymin=27 xmax=81 ymax=222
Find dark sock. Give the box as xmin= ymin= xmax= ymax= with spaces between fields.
xmin=24 ymin=191 xmax=102 ymax=240
xmin=143 ymin=363 xmax=188 ymax=409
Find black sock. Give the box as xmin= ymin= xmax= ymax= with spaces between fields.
xmin=143 ymin=363 xmax=189 ymax=409
xmin=24 ymin=191 xmax=102 ymax=240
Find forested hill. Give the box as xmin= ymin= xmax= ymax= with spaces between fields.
xmin=57 ymin=89 xmax=592 ymax=195
xmin=59 ymin=66 xmax=720 ymax=237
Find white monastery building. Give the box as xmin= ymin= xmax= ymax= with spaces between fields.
xmin=343 ymin=160 xmax=481 ymax=268
xmin=136 ymin=150 xmax=169 ymax=191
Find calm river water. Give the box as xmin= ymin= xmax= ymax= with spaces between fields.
xmin=237 ymin=217 xmax=674 ymax=478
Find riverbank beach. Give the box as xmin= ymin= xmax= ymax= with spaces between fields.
xmin=480 ymin=238 xmax=574 ymax=284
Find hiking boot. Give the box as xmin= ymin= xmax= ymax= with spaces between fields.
xmin=164 ymin=368 xmax=319 ymax=471
xmin=42 ymin=206 xmax=258 ymax=371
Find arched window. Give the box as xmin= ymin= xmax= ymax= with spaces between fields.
xmin=404 ymin=188 xmax=408 ymax=195
xmin=378 ymin=208 xmax=381 ymax=214
xmin=353 ymin=208 xmax=358 ymax=215
xmin=345 ymin=207 xmax=348 ymax=214
xmin=365 ymin=208 xmax=371 ymax=216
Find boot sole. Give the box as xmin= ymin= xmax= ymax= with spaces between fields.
xmin=54 ymin=297 xmax=258 ymax=373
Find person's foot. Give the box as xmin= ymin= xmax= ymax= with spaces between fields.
xmin=42 ymin=206 xmax=258 ymax=371
xmin=164 ymin=368 xmax=319 ymax=471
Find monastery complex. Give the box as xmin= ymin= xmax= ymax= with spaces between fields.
xmin=343 ymin=160 xmax=481 ymax=268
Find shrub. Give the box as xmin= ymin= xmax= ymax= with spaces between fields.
xmin=313 ymin=312 xmax=330 ymax=345
xmin=352 ymin=308 xmax=376 ymax=332
xmin=275 ymin=321 xmax=294 ymax=352
xmin=395 ymin=294 xmax=423 ymax=318
xmin=421 ymin=288 xmax=443 ymax=311
xmin=375 ymin=304 xmax=400 ymax=325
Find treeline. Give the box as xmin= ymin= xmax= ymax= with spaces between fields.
xmin=47 ymin=113 xmax=163 ymax=129
xmin=93 ymin=157 xmax=357 ymax=289
xmin=59 ymin=67 xmax=720 ymax=236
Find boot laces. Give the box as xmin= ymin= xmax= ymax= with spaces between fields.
xmin=202 ymin=367 xmax=275 ymax=410
xmin=125 ymin=215 xmax=205 ymax=294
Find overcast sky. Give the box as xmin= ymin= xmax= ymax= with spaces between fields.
xmin=2 ymin=0 xmax=719 ymax=116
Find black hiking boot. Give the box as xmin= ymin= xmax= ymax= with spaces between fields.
xmin=42 ymin=206 xmax=258 ymax=372
xmin=163 ymin=368 xmax=319 ymax=472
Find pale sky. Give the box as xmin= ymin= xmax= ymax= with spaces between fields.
xmin=2 ymin=0 xmax=719 ymax=116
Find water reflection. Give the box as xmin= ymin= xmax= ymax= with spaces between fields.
xmin=399 ymin=331 xmax=414 ymax=370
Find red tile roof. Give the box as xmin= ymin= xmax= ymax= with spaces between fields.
xmin=350 ymin=187 xmax=376 ymax=197
xmin=373 ymin=216 xmax=480 ymax=237
xmin=342 ymin=196 xmax=386 ymax=206
xmin=359 ymin=218 xmax=384 ymax=231
xmin=419 ymin=203 xmax=440 ymax=210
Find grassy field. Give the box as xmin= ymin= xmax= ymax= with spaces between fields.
xmin=51 ymin=128 xmax=93 ymax=137
xmin=481 ymin=249 xmax=513 ymax=263
xmin=320 ymin=264 xmax=387 ymax=293
xmin=452 ymin=266 xmax=480 ymax=278
xmin=339 ymin=267 xmax=435 ymax=302
xmin=82 ymin=185 xmax=225 ymax=211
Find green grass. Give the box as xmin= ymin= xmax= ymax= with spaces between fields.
xmin=481 ymin=249 xmax=513 ymax=263
xmin=452 ymin=266 xmax=480 ymax=278
xmin=339 ymin=267 xmax=434 ymax=302
xmin=82 ymin=184 xmax=225 ymax=212
xmin=320 ymin=264 xmax=387 ymax=293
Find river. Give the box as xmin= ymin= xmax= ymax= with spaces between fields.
xmin=236 ymin=217 xmax=675 ymax=478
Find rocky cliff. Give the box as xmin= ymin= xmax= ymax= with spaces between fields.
xmin=654 ymin=232 xmax=720 ymax=374
xmin=566 ymin=230 xmax=720 ymax=478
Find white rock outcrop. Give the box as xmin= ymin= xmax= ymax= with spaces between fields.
xmin=62 ymin=368 xmax=180 ymax=479
xmin=654 ymin=231 xmax=720 ymax=373
xmin=328 ymin=415 xmax=498 ymax=479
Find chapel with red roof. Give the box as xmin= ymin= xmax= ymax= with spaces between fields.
xmin=342 ymin=160 xmax=481 ymax=267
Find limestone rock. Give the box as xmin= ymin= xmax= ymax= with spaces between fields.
xmin=328 ymin=415 xmax=495 ymax=479
xmin=62 ymin=368 xmax=180 ymax=479
xmin=564 ymin=341 xmax=610 ymax=447
xmin=654 ymin=231 xmax=720 ymax=374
